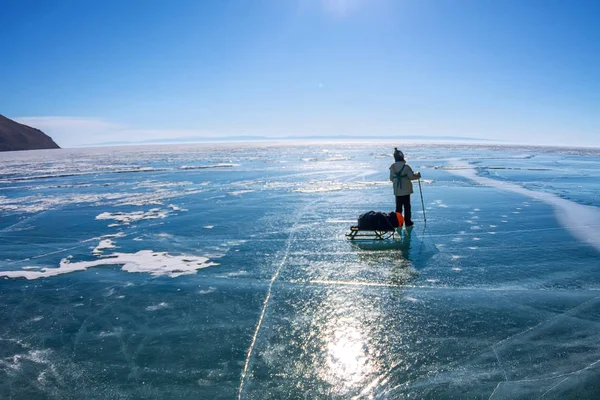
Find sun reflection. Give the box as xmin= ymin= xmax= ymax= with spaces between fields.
xmin=320 ymin=316 xmax=375 ymax=393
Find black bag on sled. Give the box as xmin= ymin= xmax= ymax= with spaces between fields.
xmin=357 ymin=211 xmax=400 ymax=231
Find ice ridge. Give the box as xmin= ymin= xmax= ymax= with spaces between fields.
xmin=447 ymin=160 xmax=600 ymax=254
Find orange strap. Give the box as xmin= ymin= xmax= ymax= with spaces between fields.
xmin=396 ymin=212 xmax=404 ymax=227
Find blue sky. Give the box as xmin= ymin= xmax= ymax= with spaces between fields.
xmin=1 ymin=0 xmax=598 ymax=147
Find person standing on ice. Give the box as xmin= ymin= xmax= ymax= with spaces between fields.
xmin=390 ymin=148 xmax=421 ymax=227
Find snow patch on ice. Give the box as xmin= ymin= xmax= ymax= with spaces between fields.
xmin=168 ymin=204 xmax=186 ymax=211
xmin=98 ymin=328 xmax=123 ymax=337
xmin=0 ymin=250 xmax=218 ymax=279
xmin=146 ymin=302 xmax=169 ymax=311
xmin=433 ymin=200 xmax=448 ymax=208
xmin=96 ymin=208 xmax=170 ymax=225
xmin=0 ymin=348 xmax=53 ymax=374
xmin=134 ymin=180 xmax=192 ymax=189
xmin=229 ymin=190 xmax=255 ymax=196
xmin=179 ymin=163 xmax=237 ymax=169
xmin=199 ymin=286 xmax=216 ymax=295
xmin=223 ymin=270 xmax=249 ymax=277
xmin=93 ymin=239 xmax=116 ymax=255
xmin=295 ymin=180 xmax=388 ymax=193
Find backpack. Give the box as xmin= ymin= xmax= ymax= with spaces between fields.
xmin=357 ymin=211 xmax=401 ymax=230
xmin=394 ymin=164 xmax=406 ymax=189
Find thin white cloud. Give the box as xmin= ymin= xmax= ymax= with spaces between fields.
xmin=14 ymin=116 xmax=219 ymax=148
xmin=16 ymin=116 xmax=119 ymax=130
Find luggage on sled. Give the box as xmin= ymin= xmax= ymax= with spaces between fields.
xmin=346 ymin=211 xmax=404 ymax=240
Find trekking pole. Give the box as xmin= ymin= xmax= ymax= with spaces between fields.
xmin=418 ymin=178 xmax=427 ymax=226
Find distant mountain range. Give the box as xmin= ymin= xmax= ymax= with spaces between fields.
xmin=0 ymin=114 xmax=60 ymax=151
xmin=0 ymin=113 xmax=495 ymax=149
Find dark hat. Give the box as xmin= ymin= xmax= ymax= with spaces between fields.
xmin=393 ymin=148 xmax=404 ymax=162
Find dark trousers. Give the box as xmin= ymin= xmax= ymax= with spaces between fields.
xmin=395 ymin=195 xmax=412 ymax=224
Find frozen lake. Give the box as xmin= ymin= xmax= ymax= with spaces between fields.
xmin=1 ymin=142 xmax=599 ymax=399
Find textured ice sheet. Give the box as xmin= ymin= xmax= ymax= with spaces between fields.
xmin=1 ymin=143 xmax=600 ymax=399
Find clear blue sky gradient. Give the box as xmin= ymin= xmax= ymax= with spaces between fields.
xmin=1 ymin=0 xmax=599 ymax=146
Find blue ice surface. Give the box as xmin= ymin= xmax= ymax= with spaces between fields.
xmin=0 ymin=142 xmax=599 ymax=399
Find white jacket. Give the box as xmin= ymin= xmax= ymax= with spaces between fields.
xmin=389 ymin=161 xmax=417 ymax=196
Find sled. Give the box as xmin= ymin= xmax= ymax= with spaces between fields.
xmin=345 ymin=225 xmax=397 ymax=241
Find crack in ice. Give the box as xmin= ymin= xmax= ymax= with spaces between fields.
xmin=237 ymin=225 xmax=296 ymax=399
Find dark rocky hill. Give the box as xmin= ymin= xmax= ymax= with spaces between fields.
xmin=0 ymin=114 xmax=60 ymax=151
